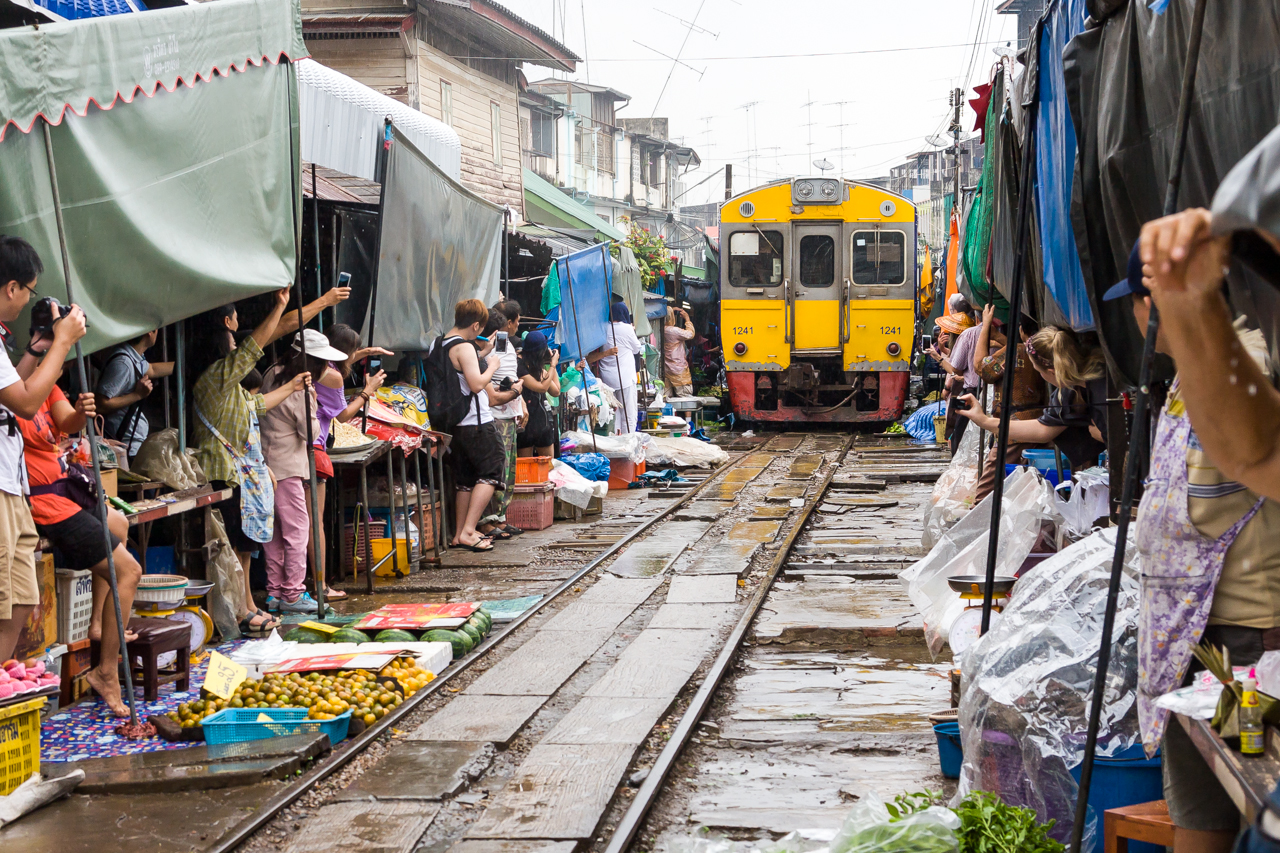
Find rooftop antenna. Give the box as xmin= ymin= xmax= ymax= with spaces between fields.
xmin=635 ymin=41 xmax=707 ymax=80
xmin=826 ymin=99 xmax=852 ymax=177
xmin=650 ymin=0 xmax=707 ymax=118
xmin=801 ymin=92 xmax=817 ymax=170
xmin=738 ymin=101 xmax=758 ymax=186
xmin=654 ymin=8 xmax=719 ymax=38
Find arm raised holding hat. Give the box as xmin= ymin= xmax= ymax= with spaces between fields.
xmin=1141 ymin=208 xmax=1280 ymax=500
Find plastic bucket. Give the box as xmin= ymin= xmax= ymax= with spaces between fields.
xmin=933 ymin=415 xmax=947 ymax=444
xmin=1069 ymin=745 xmax=1163 ymax=853
xmin=933 ymin=721 xmax=963 ymax=779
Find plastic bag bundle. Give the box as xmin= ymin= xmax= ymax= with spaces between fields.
xmin=205 ymin=508 xmax=248 ymax=641
xmin=131 ymin=427 xmax=203 ymax=490
xmin=645 ymin=436 xmax=730 ymax=468
xmin=902 ymin=467 xmax=1063 ymax=656
xmin=956 ymin=527 xmax=1140 ymax=850
xmin=1055 ymin=466 xmax=1110 ymax=546
xmin=560 ymin=453 xmax=611 ymax=482
xmin=922 ymin=420 xmax=983 ymax=550
xmin=560 ymin=429 xmax=648 ymax=463
xmin=549 ymin=459 xmax=607 ymax=509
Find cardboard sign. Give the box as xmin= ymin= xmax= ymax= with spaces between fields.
xmin=298 ymin=621 xmax=340 ymax=635
xmin=202 ymin=651 xmax=248 ymax=700
xmin=266 ymin=652 xmax=400 ymax=674
xmin=352 ymin=602 xmax=479 ymax=630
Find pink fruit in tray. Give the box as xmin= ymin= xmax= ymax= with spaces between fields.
xmin=6 ymin=662 xmax=25 ymax=680
xmin=38 ymin=674 xmax=58 ymax=686
xmin=26 ymin=661 xmax=44 ymax=678
xmin=0 ymin=670 xmax=10 ymax=685
xmin=0 ymin=683 xmax=13 ymax=699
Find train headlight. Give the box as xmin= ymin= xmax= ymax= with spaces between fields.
xmin=734 ymin=342 xmax=747 ymax=356
xmin=795 ymin=180 xmax=814 ymax=200
xmin=886 ymin=342 xmax=901 ymax=357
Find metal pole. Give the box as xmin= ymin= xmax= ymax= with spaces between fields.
xmin=976 ymin=385 xmax=987 ymax=482
xmin=176 ymin=320 xmax=186 ymax=451
xmin=284 ymin=62 xmax=327 ymax=621
xmin=161 ymin=325 xmax=171 ymax=430
xmin=559 ymin=258 xmax=598 ymax=453
xmin=362 ymin=116 xmax=393 ymax=434
xmin=978 ymin=63 xmax=1040 ymax=636
xmin=41 ymin=121 xmax=141 ymax=727
xmin=1069 ymin=2 xmax=1210 ymax=850
xmin=603 ymin=244 xmax=634 ymax=434
xmin=386 ymin=445 xmax=399 ymax=578
xmin=312 ymin=163 xmax=324 ymax=332
xmin=502 ymin=208 xmax=510 ymax=299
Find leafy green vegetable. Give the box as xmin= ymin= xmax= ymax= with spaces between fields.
xmin=837 ymin=821 xmax=957 ymax=853
xmin=886 ymin=790 xmax=945 ymax=821
xmin=954 ymin=792 xmax=1064 ymax=853
xmin=886 ymin=422 xmax=907 ymax=434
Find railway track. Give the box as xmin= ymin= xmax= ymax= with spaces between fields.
xmin=218 ymin=431 xmax=941 ymax=853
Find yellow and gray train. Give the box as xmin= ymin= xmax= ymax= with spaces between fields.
xmin=720 ymin=177 xmax=916 ymax=425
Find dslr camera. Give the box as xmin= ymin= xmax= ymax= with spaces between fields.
xmin=29 ymin=296 xmax=87 ymax=339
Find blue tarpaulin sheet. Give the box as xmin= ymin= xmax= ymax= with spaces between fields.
xmin=1035 ymin=0 xmax=1095 ymax=332
xmin=555 ymin=244 xmax=612 ymax=362
xmin=904 ymin=401 xmax=946 ymax=443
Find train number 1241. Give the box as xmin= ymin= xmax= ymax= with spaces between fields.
xmin=880 ymin=326 xmax=901 ymax=335
xmin=733 ymin=326 xmax=753 ymax=335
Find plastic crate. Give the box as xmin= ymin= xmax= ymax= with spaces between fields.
xmin=508 ymin=483 xmax=555 ymax=531
xmin=607 ymin=458 xmax=638 ymax=491
xmin=201 ymin=707 xmax=352 ymax=745
xmin=0 ymin=697 xmax=45 ymax=796
xmin=342 ymin=521 xmax=387 ymax=574
xmin=515 ymin=456 xmax=553 ymax=485
xmin=55 ymin=569 xmax=93 ymax=645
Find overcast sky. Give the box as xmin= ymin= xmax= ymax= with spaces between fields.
xmin=503 ymin=0 xmax=1021 ymax=207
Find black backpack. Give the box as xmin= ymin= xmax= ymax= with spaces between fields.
xmin=424 ymin=336 xmax=479 ymax=434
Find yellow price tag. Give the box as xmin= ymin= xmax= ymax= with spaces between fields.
xmin=202 ymin=651 xmax=248 ymax=700
xmin=298 ymin=621 xmax=340 ymax=634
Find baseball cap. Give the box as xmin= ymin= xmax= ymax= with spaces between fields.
xmin=1103 ymin=239 xmax=1150 ymax=301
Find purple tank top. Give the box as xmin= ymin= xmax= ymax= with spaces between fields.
xmin=315 ymin=378 xmax=347 ymax=447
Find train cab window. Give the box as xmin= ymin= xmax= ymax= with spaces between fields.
xmin=851 ymin=231 xmax=905 ymax=285
xmin=728 ymin=230 xmax=784 ymax=287
xmin=798 ymin=235 xmax=835 ymax=287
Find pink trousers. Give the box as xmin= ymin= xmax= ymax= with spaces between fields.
xmin=263 ymin=477 xmax=308 ymax=601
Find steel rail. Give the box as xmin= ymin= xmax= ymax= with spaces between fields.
xmin=603 ymin=434 xmax=857 ymax=853
xmin=209 ymin=443 xmax=765 ymax=853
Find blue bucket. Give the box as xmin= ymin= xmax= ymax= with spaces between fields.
xmin=933 ymin=721 xmax=963 ymax=779
xmin=1005 ymin=463 xmax=1071 ymax=488
xmin=1070 ymin=745 xmax=1163 ymax=853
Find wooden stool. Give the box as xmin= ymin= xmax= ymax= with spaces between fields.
xmin=90 ymin=616 xmax=191 ymax=702
xmin=1105 ymin=800 xmax=1176 ymax=853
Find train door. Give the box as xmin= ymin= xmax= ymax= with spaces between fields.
xmin=789 ymin=224 xmax=843 ymax=353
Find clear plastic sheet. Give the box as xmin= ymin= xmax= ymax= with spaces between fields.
xmin=921 ymin=420 xmax=982 ymax=550
xmin=206 ymin=509 xmax=248 ymax=642
xmin=549 ymin=458 xmax=607 ymax=509
xmin=131 ymin=427 xmax=203 ymax=490
xmin=645 ymin=436 xmax=730 ymax=469
xmin=903 ymin=467 xmax=1063 ymax=656
xmin=956 ymin=527 xmax=1140 ymax=851
xmin=1054 ymin=466 xmax=1110 ymax=546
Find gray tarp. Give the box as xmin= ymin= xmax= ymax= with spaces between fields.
xmin=1065 ymin=0 xmax=1280 ymax=385
xmin=369 ymin=126 xmax=503 ymax=351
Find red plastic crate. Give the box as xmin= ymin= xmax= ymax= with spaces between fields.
xmin=515 ymin=456 xmax=553 ymax=485
xmin=508 ymin=483 xmax=555 ymax=531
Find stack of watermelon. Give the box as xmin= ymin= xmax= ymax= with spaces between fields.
xmin=281 ymin=608 xmax=493 ymax=660
xmin=0 ymin=658 xmax=59 ymax=701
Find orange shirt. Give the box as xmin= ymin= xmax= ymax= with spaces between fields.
xmin=19 ymin=387 xmax=81 ymax=526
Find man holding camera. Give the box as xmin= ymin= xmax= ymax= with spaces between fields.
xmin=0 ymin=236 xmax=88 ymax=663
xmin=479 ymin=305 xmax=525 ymax=540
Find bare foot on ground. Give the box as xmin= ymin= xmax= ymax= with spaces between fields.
xmin=85 ymin=666 xmax=129 ymax=718
xmin=88 ymin=626 xmax=138 ymax=644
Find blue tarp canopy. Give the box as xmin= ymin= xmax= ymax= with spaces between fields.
xmin=1035 ymin=0 xmax=1093 ymax=331
xmin=554 ymin=244 xmax=613 ymax=362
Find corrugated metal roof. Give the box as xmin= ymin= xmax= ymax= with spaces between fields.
xmin=425 ymin=0 xmax=579 ymax=72
xmin=297 ymin=58 xmax=461 ymax=182
xmin=301 ymin=162 xmax=381 ymax=204
xmin=300 ymin=11 xmax=413 ymax=32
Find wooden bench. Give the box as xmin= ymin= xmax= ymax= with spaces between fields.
xmin=1105 ymin=800 xmax=1175 ymax=853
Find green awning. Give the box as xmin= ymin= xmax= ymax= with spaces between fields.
xmin=0 ymin=0 xmax=306 ymax=141
xmin=522 ymin=167 xmax=627 ymax=243
xmin=0 ymin=0 xmax=305 ymax=353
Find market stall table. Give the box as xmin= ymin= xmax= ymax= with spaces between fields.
xmin=330 ymin=439 xmax=411 ymax=594
xmin=1176 ymin=712 xmax=1280 ymax=822
xmin=123 ymin=483 xmax=232 ymax=574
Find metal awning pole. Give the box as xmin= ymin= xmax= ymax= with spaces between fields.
xmin=284 ymin=60 xmax=327 ymax=621
xmin=979 ymin=71 xmax=1040 ymax=636
xmin=362 ymin=116 xmax=393 ymax=434
xmin=312 ymin=163 xmax=324 ymax=332
xmin=1069 ymin=1 xmax=1210 ymax=850
xmin=603 ymin=244 xmax=633 ymax=434
xmin=41 ymin=120 xmax=141 ymax=727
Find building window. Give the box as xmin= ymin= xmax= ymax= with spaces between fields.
xmin=439 ymin=80 xmax=453 ymax=128
xmin=530 ymin=110 xmax=555 ymax=158
xmin=491 ymin=102 xmax=503 ymax=167
xmin=649 ymin=153 xmax=661 ymax=187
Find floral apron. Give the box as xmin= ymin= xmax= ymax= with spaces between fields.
xmin=1137 ymin=405 xmax=1264 ymax=754
xmin=196 ymin=406 xmax=276 ymax=545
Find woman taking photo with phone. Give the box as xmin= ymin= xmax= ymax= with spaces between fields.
xmin=517 ymin=331 xmax=560 ymax=458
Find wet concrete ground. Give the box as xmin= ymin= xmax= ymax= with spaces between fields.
xmin=636 ymin=446 xmax=955 ymax=850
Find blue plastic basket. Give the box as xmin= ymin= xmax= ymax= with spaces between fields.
xmin=1070 ymin=745 xmax=1164 ymax=853
xmin=201 ymin=707 xmax=352 ymax=745
xmin=933 ymin=721 xmax=963 ymax=779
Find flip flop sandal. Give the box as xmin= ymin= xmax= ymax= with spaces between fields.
xmin=458 ymin=537 xmax=495 ymax=553
xmin=500 ymin=525 xmax=523 ymax=537
xmin=324 ymin=588 xmax=349 ymax=602
xmin=486 ymin=529 xmax=515 ymax=541
xmin=239 ymin=613 xmax=279 ymax=635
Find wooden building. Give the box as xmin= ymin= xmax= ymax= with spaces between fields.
xmin=301 ymin=0 xmax=579 ymax=210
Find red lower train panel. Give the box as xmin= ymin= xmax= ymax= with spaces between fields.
xmin=726 ymin=371 xmax=909 ymax=424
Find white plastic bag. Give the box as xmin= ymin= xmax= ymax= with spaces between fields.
xmin=829 ymin=793 xmax=959 ymax=853
xmin=1055 ymin=467 xmax=1110 ymax=545
xmin=902 ymin=467 xmax=1062 ymax=656
xmin=922 ymin=420 xmax=982 ymax=549
xmin=549 ymin=459 xmax=606 ymax=509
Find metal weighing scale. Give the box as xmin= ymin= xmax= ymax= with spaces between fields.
xmin=946 ymin=575 xmax=1018 ymax=655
